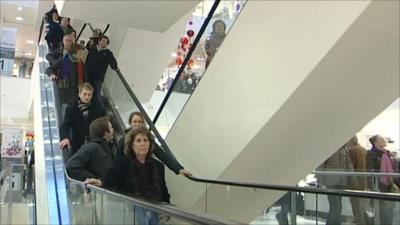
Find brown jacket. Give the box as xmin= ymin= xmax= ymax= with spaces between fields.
xmin=348 ymin=144 xmax=368 ymax=190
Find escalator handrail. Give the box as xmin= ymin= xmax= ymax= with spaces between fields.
xmin=114 ymin=69 xmax=179 ymax=161
xmin=76 ymin=23 xmax=87 ymax=41
xmin=59 ymin=156 xmax=238 ymax=225
xmin=186 ymin=175 xmax=400 ymax=202
xmin=312 ymin=170 xmax=400 ymax=176
xmin=152 ymin=0 xmax=221 ymax=124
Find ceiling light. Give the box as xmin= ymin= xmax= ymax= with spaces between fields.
xmin=171 ymin=52 xmax=177 ymax=57
xmin=16 ymin=16 xmax=23 ymax=21
xmin=18 ymin=6 xmax=22 ymax=11
xmin=27 ymin=40 xmax=34 ymax=44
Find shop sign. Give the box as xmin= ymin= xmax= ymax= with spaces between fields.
xmin=0 ymin=27 xmax=17 ymax=76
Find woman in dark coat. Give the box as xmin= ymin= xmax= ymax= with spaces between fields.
xmin=117 ymin=111 xmax=191 ymax=176
xmin=85 ymin=126 xmax=169 ymax=225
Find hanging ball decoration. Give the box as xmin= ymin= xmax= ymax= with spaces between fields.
xmin=176 ymin=57 xmax=183 ymax=65
xmin=188 ymin=59 xmax=195 ymax=67
xmin=180 ymin=36 xmax=189 ymax=45
xmin=236 ymin=3 xmax=241 ymax=12
xmin=187 ymin=30 xmax=195 ymax=37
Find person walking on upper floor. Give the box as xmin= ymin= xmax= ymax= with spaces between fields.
xmin=347 ymin=136 xmax=369 ymax=225
xmin=66 ymin=116 xmax=115 ymax=181
xmin=117 ymin=111 xmax=191 ymax=176
xmin=59 ymin=83 xmax=105 ymax=157
xmin=84 ymin=35 xmax=119 ymax=108
xmin=367 ymin=135 xmax=397 ymax=225
xmin=317 ymin=142 xmax=357 ymax=225
xmin=46 ymin=33 xmax=80 ymax=107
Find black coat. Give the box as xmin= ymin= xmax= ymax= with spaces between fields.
xmin=66 ymin=137 xmax=114 ymax=181
xmin=103 ymin=156 xmax=170 ymax=203
xmin=85 ymin=47 xmax=118 ymax=82
xmin=117 ymin=128 xmax=183 ymax=174
xmin=60 ymin=102 xmax=105 ymax=155
xmin=45 ymin=48 xmax=79 ymax=105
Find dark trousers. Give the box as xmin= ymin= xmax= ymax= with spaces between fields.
xmin=326 ymin=185 xmax=343 ymax=225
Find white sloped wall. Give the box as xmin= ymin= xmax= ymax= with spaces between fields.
xmin=164 ymin=0 xmax=399 ymax=223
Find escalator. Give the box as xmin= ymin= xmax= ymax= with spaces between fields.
xmin=25 ymin=1 xmax=399 ymax=224
xmin=34 ymin=33 xmax=400 ymax=225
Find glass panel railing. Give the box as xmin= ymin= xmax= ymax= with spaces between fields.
xmin=153 ymin=0 xmax=247 ymax=138
xmin=0 ymin=164 xmax=35 ymax=225
xmin=186 ymin=175 xmax=400 ymax=225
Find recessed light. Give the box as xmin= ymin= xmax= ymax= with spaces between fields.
xmin=16 ymin=16 xmax=23 ymax=21
xmin=27 ymin=40 xmax=34 ymax=44
xmin=18 ymin=6 xmax=22 ymax=11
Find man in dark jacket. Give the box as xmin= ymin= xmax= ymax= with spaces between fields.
xmin=66 ymin=116 xmax=115 ymax=181
xmin=46 ymin=33 xmax=79 ymax=106
xmin=85 ymin=35 xmax=119 ymax=108
xmin=59 ymin=83 xmax=105 ymax=156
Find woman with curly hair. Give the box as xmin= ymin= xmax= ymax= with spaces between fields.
xmin=85 ymin=126 xmax=170 ymax=224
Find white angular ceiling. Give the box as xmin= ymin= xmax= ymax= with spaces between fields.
xmin=56 ymin=0 xmax=199 ymax=32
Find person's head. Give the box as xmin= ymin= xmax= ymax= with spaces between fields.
xmin=62 ymin=33 xmax=74 ymax=50
xmin=89 ymin=116 xmax=114 ymax=141
xmin=51 ymin=11 xmax=59 ymax=21
xmin=348 ymin=136 xmax=359 ymax=147
xmin=128 ymin=112 xmax=145 ymax=129
xmin=60 ymin=17 xmax=70 ymax=27
xmin=98 ymin=35 xmax=110 ymax=49
xmin=79 ymin=40 xmax=85 ymax=48
xmin=124 ymin=126 xmax=154 ymax=162
xmin=66 ymin=30 xmax=76 ymax=43
xmin=78 ymin=82 xmax=94 ymax=104
xmin=369 ymin=135 xmax=387 ymax=150
xmin=213 ymin=20 xmax=226 ymax=34
xmin=93 ymin=28 xmax=102 ymax=37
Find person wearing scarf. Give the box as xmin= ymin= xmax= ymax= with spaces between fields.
xmin=367 ymin=135 xmax=396 ymax=225
xmin=59 ymin=83 xmax=105 ymax=157
xmin=46 ymin=33 xmax=79 ymax=106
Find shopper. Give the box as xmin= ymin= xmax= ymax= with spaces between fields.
xmin=59 ymin=83 xmax=105 ymax=156
xmin=44 ymin=9 xmax=63 ymax=51
xmin=66 ymin=116 xmax=115 ymax=181
xmin=84 ymin=35 xmax=119 ymax=108
xmin=367 ymin=135 xmax=396 ymax=225
xmin=85 ymin=126 xmax=170 ymax=225
xmin=317 ymin=143 xmax=357 ymax=225
xmin=347 ymin=136 xmax=369 ymax=225
xmin=117 ymin=111 xmax=191 ymax=176
xmin=46 ymin=33 xmax=79 ymax=106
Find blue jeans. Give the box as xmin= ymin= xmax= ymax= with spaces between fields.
xmin=134 ymin=206 xmax=159 ymax=225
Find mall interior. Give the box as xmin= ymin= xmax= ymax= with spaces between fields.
xmin=0 ymin=0 xmax=399 ymax=224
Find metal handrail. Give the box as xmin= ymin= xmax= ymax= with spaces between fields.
xmin=152 ymin=0 xmax=221 ymax=124
xmin=312 ymin=170 xmax=400 ymax=176
xmin=114 ymin=69 xmax=179 ymax=161
xmin=186 ymin=175 xmax=400 ymax=202
xmin=76 ymin=23 xmax=87 ymax=42
xmin=61 ymin=158 xmax=238 ymax=225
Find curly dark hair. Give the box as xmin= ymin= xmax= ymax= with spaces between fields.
xmin=124 ymin=126 xmax=163 ymax=201
xmin=124 ymin=126 xmax=154 ymax=161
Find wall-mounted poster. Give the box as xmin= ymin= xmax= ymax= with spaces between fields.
xmin=0 ymin=27 xmax=17 ymax=76
xmin=1 ymin=129 xmax=23 ymax=158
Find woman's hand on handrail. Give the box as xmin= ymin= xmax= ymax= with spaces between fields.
xmin=84 ymin=178 xmax=102 ymax=187
xmin=179 ymin=169 xmax=192 ymax=177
